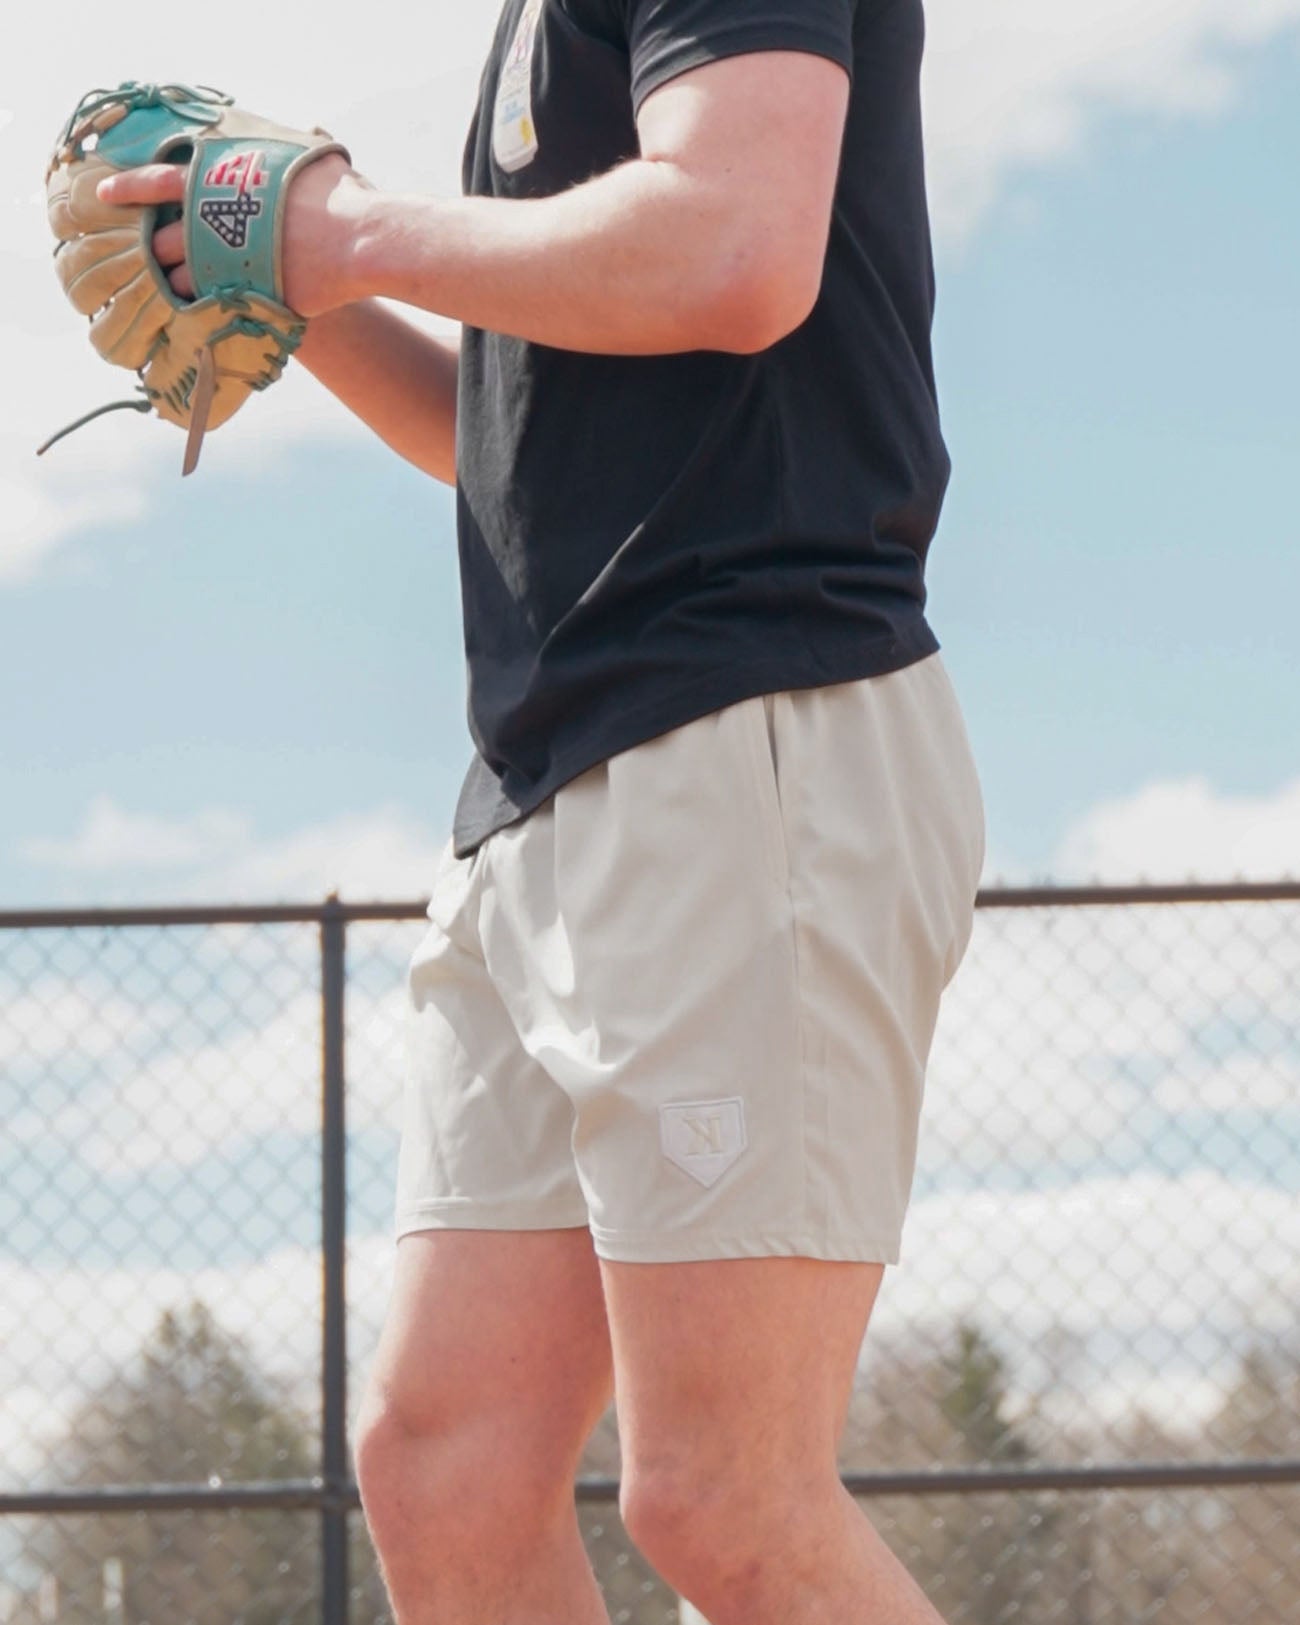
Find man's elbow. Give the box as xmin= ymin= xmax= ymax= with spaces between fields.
xmin=700 ymin=248 xmax=823 ymax=355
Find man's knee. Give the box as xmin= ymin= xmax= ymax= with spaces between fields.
xmin=621 ymin=1450 xmax=841 ymax=1603
xmin=620 ymin=1457 xmax=772 ymax=1587
xmin=620 ymin=1461 xmax=710 ymax=1581
xmin=355 ymin=1391 xmax=574 ymax=1557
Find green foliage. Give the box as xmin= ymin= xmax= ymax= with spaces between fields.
xmin=938 ymin=1319 xmax=1033 ymax=1466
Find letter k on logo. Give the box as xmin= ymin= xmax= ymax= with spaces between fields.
xmin=660 ymin=1098 xmax=747 ymax=1188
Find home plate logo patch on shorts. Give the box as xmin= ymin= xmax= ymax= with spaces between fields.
xmin=660 ymin=1098 xmax=747 ymax=1188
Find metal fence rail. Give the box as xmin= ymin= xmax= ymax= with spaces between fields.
xmin=2 ymin=883 xmax=1297 ymax=1624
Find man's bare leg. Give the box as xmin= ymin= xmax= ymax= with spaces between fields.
xmin=355 ymin=1229 xmax=614 ymax=1625
xmin=605 ymin=1256 xmax=948 ymax=1625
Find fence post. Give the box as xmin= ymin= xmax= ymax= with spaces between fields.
xmin=321 ymin=895 xmax=350 ymax=1624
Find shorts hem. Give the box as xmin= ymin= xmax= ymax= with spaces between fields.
xmin=588 ymin=1227 xmax=903 ymax=1266
xmin=395 ymin=1200 xmax=591 ymax=1240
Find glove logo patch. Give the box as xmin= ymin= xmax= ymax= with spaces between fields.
xmin=198 ymin=149 xmax=267 ymax=250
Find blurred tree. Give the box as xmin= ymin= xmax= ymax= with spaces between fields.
xmin=1208 ymin=1343 xmax=1300 ymax=1459
xmin=843 ymin=1318 xmax=1063 ymax=1625
xmin=1195 ymin=1340 xmax=1300 ymax=1624
xmin=17 ymin=1307 xmax=1294 ymax=1624
xmin=27 ymin=1300 xmax=357 ymax=1624
xmin=939 ymin=1321 xmax=1033 ymax=1468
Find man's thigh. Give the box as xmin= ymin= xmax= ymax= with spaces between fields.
xmin=602 ymin=1255 xmax=884 ymax=1479
xmin=361 ymin=1228 xmax=614 ymax=1464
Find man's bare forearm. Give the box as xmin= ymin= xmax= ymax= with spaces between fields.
xmin=295 ymin=300 xmax=460 ymax=484
xmin=326 ymin=57 xmax=844 ymax=358
xmin=337 ymin=155 xmax=819 ymax=359
xmin=294 ymin=154 xmax=800 ymax=478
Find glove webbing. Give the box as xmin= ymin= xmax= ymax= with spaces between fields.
xmin=37 ymin=285 xmax=305 ymax=464
xmin=55 ymin=81 xmax=230 ymax=160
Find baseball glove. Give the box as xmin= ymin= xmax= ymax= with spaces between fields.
xmin=41 ymin=81 xmax=348 ymax=474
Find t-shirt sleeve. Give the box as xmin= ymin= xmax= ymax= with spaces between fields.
xmin=619 ymin=0 xmax=855 ymax=114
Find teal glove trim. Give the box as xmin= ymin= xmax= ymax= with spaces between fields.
xmin=60 ymin=83 xmax=231 ymax=166
xmin=184 ymin=137 xmax=312 ymax=306
xmin=208 ymin=307 xmax=305 ymax=354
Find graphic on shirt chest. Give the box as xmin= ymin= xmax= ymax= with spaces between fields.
xmin=493 ymin=0 xmax=545 ymax=174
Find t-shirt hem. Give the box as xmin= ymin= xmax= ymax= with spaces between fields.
xmin=453 ymin=623 xmax=939 ymax=858
xmin=631 ymin=22 xmax=855 ymax=115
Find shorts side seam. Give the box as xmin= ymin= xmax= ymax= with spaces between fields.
xmin=765 ymin=691 xmax=826 ymax=1252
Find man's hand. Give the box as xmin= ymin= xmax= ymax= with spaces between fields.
xmin=96 ymin=153 xmax=368 ymax=317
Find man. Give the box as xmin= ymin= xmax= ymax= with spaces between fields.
xmin=103 ymin=2 xmax=984 ymax=1619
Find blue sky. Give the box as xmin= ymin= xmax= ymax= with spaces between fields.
xmin=2 ymin=6 xmax=1298 ymax=908
xmin=934 ymin=33 xmax=1300 ymax=871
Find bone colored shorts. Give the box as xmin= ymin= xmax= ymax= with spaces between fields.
xmin=396 ymin=653 xmax=984 ymax=1265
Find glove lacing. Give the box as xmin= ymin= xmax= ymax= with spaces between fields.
xmin=37 ymin=286 xmax=304 ymax=457
xmin=56 ymin=82 xmax=231 ymax=156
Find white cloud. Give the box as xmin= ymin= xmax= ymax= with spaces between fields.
xmin=918 ymin=775 xmax=1300 ymax=1213
xmin=20 ymin=795 xmax=250 ymax=871
xmin=7 ymin=797 xmax=440 ymax=1181
xmin=24 ymin=994 xmax=325 ymax=1173
xmin=1054 ymin=774 xmax=1300 ymax=881
xmin=20 ymin=796 xmax=445 ymax=902
xmin=0 ymin=984 xmax=154 ymax=1069
xmin=923 ymin=908 xmax=1300 ymax=1219
xmin=880 ymin=1170 xmax=1300 ymax=1430
xmin=922 ymin=0 xmax=1300 ymax=243
xmin=1154 ymin=1049 xmax=1300 ymax=1114
xmin=212 ymin=807 xmax=445 ymax=904
xmin=19 ymin=973 xmax=411 ymax=1174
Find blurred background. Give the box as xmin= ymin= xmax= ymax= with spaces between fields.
xmin=2 ymin=2 xmax=1297 ymax=1621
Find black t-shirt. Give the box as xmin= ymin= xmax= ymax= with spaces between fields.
xmin=452 ymin=0 xmax=949 ymax=857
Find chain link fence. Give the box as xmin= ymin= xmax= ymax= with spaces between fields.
xmin=2 ymin=884 xmax=1298 ymax=1623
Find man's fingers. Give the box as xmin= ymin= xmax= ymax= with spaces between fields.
xmin=98 ymin=164 xmax=193 ymax=297
xmin=152 ymin=220 xmax=186 ymax=266
xmin=96 ymin=163 xmax=186 ymax=206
